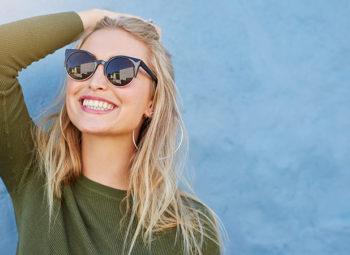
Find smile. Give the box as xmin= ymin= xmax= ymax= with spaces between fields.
xmin=80 ymin=99 xmax=118 ymax=114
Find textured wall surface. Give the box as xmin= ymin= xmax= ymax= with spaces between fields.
xmin=1 ymin=1 xmax=350 ymax=254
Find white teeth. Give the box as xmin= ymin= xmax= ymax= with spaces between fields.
xmin=82 ymin=99 xmax=116 ymax=111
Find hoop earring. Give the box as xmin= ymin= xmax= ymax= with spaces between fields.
xmin=159 ymin=124 xmax=183 ymax=160
xmin=131 ymin=121 xmax=184 ymax=160
xmin=132 ymin=115 xmax=152 ymax=150
xmin=132 ymin=129 xmax=139 ymax=150
xmin=59 ymin=107 xmax=68 ymax=142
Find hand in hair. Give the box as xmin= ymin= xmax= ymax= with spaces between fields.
xmin=77 ymin=9 xmax=161 ymax=38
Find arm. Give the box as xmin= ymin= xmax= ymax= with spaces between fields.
xmin=0 ymin=11 xmax=84 ymax=195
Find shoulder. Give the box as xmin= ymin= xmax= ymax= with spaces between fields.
xmin=180 ymin=193 xmax=217 ymax=223
xmin=180 ymin=193 xmax=223 ymax=255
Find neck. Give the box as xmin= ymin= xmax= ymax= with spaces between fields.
xmin=81 ymin=132 xmax=136 ymax=190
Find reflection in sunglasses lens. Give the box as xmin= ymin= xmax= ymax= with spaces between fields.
xmin=106 ymin=57 xmax=134 ymax=86
xmin=67 ymin=52 xmax=96 ymax=80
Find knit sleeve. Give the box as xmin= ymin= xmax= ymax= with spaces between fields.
xmin=0 ymin=11 xmax=84 ymax=196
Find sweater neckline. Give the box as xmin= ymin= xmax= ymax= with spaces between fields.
xmin=75 ymin=174 xmax=128 ymax=200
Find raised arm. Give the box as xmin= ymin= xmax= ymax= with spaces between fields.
xmin=0 ymin=11 xmax=85 ymax=86
xmin=0 ymin=11 xmax=85 ymax=195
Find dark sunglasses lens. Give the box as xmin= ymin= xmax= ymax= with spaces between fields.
xmin=106 ymin=57 xmax=135 ymax=86
xmin=66 ymin=52 xmax=96 ymax=80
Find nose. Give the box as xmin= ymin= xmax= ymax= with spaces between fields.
xmin=88 ymin=63 xmax=108 ymax=90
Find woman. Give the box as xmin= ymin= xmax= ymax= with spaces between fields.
xmin=0 ymin=8 xmax=224 ymax=255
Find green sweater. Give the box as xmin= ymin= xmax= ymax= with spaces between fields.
xmin=0 ymin=11 xmax=220 ymax=255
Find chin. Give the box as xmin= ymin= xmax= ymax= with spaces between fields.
xmin=77 ymin=125 xmax=112 ymax=135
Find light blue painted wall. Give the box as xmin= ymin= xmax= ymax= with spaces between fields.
xmin=1 ymin=1 xmax=350 ymax=254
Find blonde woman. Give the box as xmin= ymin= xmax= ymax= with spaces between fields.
xmin=0 ymin=9 xmax=224 ymax=255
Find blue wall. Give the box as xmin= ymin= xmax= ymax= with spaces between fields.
xmin=1 ymin=1 xmax=350 ymax=254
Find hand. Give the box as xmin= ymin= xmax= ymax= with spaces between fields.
xmin=77 ymin=9 xmax=161 ymax=37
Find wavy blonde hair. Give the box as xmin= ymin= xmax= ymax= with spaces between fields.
xmin=32 ymin=15 xmax=226 ymax=255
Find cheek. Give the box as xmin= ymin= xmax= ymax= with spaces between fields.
xmin=66 ymin=80 xmax=79 ymax=95
xmin=66 ymin=81 xmax=75 ymax=100
xmin=121 ymin=86 xmax=150 ymax=114
xmin=65 ymin=82 xmax=80 ymax=119
xmin=66 ymin=84 xmax=74 ymax=104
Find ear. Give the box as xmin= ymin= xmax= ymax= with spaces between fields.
xmin=144 ymin=100 xmax=154 ymax=118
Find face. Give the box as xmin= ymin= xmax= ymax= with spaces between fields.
xmin=66 ymin=28 xmax=154 ymax=137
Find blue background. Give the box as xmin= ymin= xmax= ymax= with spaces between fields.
xmin=1 ymin=1 xmax=350 ymax=254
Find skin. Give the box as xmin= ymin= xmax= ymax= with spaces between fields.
xmin=65 ymin=24 xmax=154 ymax=190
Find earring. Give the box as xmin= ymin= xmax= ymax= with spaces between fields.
xmin=132 ymin=114 xmax=153 ymax=150
xmin=159 ymin=124 xmax=183 ymax=160
xmin=59 ymin=107 xmax=68 ymax=142
xmin=132 ymin=122 xmax=184 ymax=160
xmin=132 ymin=129 xmax=139 ymax=150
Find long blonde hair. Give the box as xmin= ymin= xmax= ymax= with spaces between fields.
xmin=32 ymin=15 xmax=226 ymax=255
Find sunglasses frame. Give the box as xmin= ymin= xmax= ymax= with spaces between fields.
xmin=64 ymin=48 xmax=158 ymax=87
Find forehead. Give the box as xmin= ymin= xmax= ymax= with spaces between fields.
xmin=80 ymin=28 xmax=150 ymax=63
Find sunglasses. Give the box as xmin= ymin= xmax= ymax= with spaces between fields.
xmin=64 ymin=49 xmax=158 ymax=87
